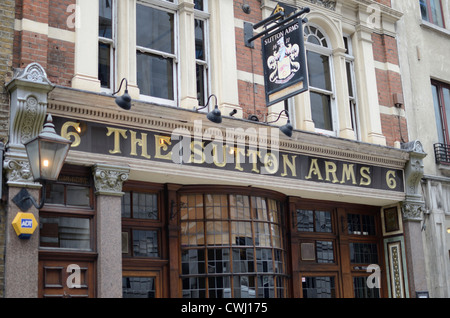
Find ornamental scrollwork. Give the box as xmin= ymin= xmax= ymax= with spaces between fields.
xmin=303 ymin=0 xmax=336 ymax=11
xmin=3 ymin=158 xmax=35 ymax=185
xmin=92 ymin=164 xmax=130 ymax=196
xmin=402 ymin=202 xmax=425 ymax=222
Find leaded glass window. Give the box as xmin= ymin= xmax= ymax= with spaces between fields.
xmin=180 ymin=193 xmax=287 ymax=298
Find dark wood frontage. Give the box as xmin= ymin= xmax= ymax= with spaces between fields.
xmin=288 ymin=198 xmax=387 ymax=298
xmin=37 ymin=170 xmax=387 ymax=298
xmin=38 ymin=165 xmax=97 ymax=298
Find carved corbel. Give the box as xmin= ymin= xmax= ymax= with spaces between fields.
xmin=6 ymin=63 xmax=53 ymax=152
xmin=401 ymin=140 xmax=427 ymax=221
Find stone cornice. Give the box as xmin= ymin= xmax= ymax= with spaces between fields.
xmin=47 ymin=86 xmax=409 ymax=170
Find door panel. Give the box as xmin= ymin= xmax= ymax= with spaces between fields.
xmin=301 ymin=274 xmax=339 ymax=298
xmin=122 ymin=271 xmax=162 ymax=298
xmin=39 ymin=260 xmax=95 ymax=298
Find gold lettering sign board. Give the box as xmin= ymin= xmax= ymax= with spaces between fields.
xmin=55 ymin=117 xmax=404 ymax=192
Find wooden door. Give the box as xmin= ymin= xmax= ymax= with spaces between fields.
xmin=290 ymin=198 xmax=386 ymax=298
xmin=39 ymin=260 xmax=95 ymax=298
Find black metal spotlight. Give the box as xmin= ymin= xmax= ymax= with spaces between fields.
xmin=280 ymin=119 xmax=293 ymax=137
xmin=113 ymin=78 xmax=131 ymax=110
xmin=197 ymin=94 xmax=222 ymax=124
xmin=266 ymin=109 xmax=293 ymax=137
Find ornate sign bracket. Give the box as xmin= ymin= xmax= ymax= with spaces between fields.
xmin=245 ymin=3 xmax=310 ymax=106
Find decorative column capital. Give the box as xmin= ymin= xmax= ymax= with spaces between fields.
xmin=402 ymin=202 xmax=426 ymax=222
xmin=3 ymin=157 xmax=40 ymax=188
xmin=92 ymin=164 xmax=130 ymax=196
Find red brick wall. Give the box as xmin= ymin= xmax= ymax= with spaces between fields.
xmin=14 ymin=0 xmax=75 ymax=86
xmin=234 ymin=0 xmax=269 ymax=121
xmin=13 ymin=0 xmax=406 ymax=147
xmin=372 ymin=33 xmax=408 ymax=146
xmin=375 ymin=0 xmax=391 ymax=7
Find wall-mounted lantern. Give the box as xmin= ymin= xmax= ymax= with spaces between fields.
xmin=13 ymin=114 xmax=72 ymax=211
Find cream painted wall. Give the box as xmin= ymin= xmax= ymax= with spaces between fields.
xmin=394 ymin=0 xmax=450 ymax=176
xmin=394 ymin=0 xmax=450 ymax=298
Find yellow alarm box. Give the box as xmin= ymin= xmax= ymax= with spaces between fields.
xmin=12 ymin=212 xmax=38 ymax=239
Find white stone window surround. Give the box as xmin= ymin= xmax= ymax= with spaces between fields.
xmin=304 ymin=22 xmax=339 ymax=136
xmin=72 ymin=0 xmax=240 ymax=114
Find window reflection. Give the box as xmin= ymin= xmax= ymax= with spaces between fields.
xmin=136 ymin=3 xmax=176 ymax=102
xmin=305 ymin=24 xmax=335 ymax=132
xmin=123 ymin=277 xmax=156 ymax=298
xmin=99 ymin=0 xmax=114 ymax=89
xmin=302 ymin=276 xmax=336 ymax=298
xmin=40 ymin=217 xmax=91 ymax=250
xmin=180 ymin=193 xmax=286 ymax=298
xmin=353 ymin=277 xmax=380 ymax=298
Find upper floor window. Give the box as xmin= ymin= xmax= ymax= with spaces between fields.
xmin=194 ymin=0 xmax=210 ymax=107
xmin=432 ymin=80 xmax=450 ymax=144
xmin=136 ymin=0 xmax=177 ymax=105
xmin=304 ymin=24 xmax=336 ymax=133
xmin=99 ymin=0 xmax=115 ymax=92
xmin=97 ymin=0 xmax=210 ymax=108
xmin=344 ymin=35 xmax=360 ymax=140
xmin=420 ymin=0 xmax=445 ymax=28
xmin=432 ymin=80 xmax=450 ymax=164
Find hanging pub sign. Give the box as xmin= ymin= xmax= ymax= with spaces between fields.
xmin=262 ymin=13 xmax=308 ymax=106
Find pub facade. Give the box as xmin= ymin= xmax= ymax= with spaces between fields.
xmin=1 ymin=0 xmax=429 ymax=298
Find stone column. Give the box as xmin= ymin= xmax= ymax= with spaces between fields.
xmin=92 ymin=163 xmax=129 ymax=298
xmin=3 ymin=159 xmax=41 ymax=298
xmin=401 ymin=140 xmax=428 ymax=297
xmin=209 ymin=0 xmax=241 ymax=115
xmin=116 ymin=0 xmax=140 ymax=99
xmin=72 ymin=0 xmax=102 ymax=92
xmin=178 ymin=0 xmax=198 ymax=109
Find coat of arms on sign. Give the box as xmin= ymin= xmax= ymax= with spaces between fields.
xmin=267 ymin=35 xmax=300 ymax=84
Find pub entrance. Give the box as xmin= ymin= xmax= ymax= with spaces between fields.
xmin=289 ymin=198 xmax=387 ymax=298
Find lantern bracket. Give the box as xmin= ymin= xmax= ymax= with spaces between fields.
xmin=12 ymin=181 xmax=47 ymax=211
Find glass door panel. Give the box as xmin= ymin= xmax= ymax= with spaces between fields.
xmin=122 ymin=271 xmax=161 ymax=298
xmin=301 ymin=275 xmax=337 ymax=298
xmin=292 ymin=199 xmax=385 ymax=298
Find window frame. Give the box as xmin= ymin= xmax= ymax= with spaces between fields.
xmin=194 ymin=3 xmax=211 ymax=108
xmin=178 ymin=188 xmax=288 ymax=298
xmin=39 ymin=165 xmax=96 ymax=253
xmin=432 ymin=79 xmax=450 ymax=145
xmin=304 ymin=23 xmax=338 ymax=136
xmin=121 ymin=183 xmax=166 ymax=260
xmin=98 ymin=0 xmax=117 ymax=93
xmin=136 ymin=0 xmax=179 ymax=107
xmin=343 ymin=35 xmax=361 ymax=140
xmin=420 ymin=0 xmax=446 ymax=28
